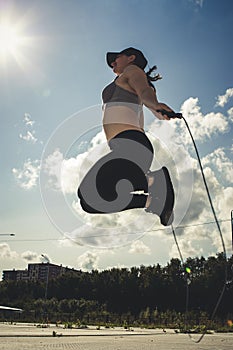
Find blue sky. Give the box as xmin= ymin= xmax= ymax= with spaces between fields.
xmin=0 ymin=0 xmax=232 ymax=278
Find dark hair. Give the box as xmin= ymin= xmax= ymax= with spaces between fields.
xmin=145 ymin=65 xmax=162 ymax=90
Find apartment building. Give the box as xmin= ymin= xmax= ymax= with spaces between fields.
xmin=3 ymin=263 xmax=78 ymax=282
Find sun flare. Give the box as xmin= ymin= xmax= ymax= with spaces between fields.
xmin=0 ymin=14 xmax=44 ymax=80
xmin=0 ymin=17 xmax=35 ymax=70
xmin=0 ymin=21 xmax=23 ymax=57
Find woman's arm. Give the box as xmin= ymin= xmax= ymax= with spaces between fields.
xmin=125 ymin=65 xmax=175 ymax=120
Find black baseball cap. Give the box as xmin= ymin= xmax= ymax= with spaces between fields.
xmin=106 ymin=47 xmax=148 ymax=70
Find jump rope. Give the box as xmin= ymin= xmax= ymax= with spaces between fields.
xmin=157 ymin=109 xmax=232 ymax=343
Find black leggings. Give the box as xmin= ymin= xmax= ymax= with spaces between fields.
xmin=77 ymin=130 xmax=154 ymax=213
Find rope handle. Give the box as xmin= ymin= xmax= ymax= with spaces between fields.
xmin=156 ymin=109 xmax=183 ymax=119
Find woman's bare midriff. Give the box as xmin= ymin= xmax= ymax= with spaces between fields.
xmin=104 ymin=123 xmax=144 ymax=142
xmin=102 ymin=104 xmax=144 ymax=142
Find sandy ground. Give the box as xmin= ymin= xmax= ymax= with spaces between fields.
xmin=0 ymin=323 xmax=232 ymax=350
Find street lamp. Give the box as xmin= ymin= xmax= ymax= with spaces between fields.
xmin=41 ymin=254 xmax=50 ymax=324
xmin=0 ymin=233 xmax=15 ymax=236
xmin=231 ymin=210 xmax=233 ymax=251
xmin=41 ymin=254 xmax=50 ymax=300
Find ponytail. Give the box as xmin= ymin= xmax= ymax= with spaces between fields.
xmin=145 ymin=65 xmax=162 ymax=90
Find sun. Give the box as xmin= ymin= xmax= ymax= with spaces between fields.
xmin=0 ymin=20 xmax=22 ymax=56
xmin=0 ymin=15 xmax=43 ymax=80
xmin=0 ymin=18 xmax=33 ymax=69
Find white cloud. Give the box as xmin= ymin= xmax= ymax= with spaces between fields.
xmin=169 ymin=94 xmax=232 ymax=257
xmin=216 ymin=187 xmax=233 ymax=219
xmin=19 ymin=130 xmax=37 ymax=143
xmin=170 ymin=234 xmax=204 ymax=260
xmin=42 ymin=149 xmax=64 ymax=191
xmin=20 ymin=250 xmax=50 ymax=263
xmin=160 ymin=136 xmax=232 ymax=259
xmin=180 ymin=97 xmax=229 ymax=143
xmin=202 ymin=148 xmax=233 ymax=184
xmin=129 ymin=240 xmax=151 ymax=255
xmin=228 ymin=107 xmax=233 ymax=122
xmin=168 ymin=160 xmax=232 ymax=258
xmin=148 ymin=117 xmax=203 ymax=227
xmin=66 ymin=210 xmax=153 ymax=249
xmin=58 ymin=235 xmax=78 ymax=247
xmin=21 ymin=251 xmax=39 ymax=262
xmin=0 ymin=243 xmax=18 ymax=259
xmin=12 ymin=158 xmax=40 ymax=189
xmin=76 ymin=251 xmax=100 ymax=271
xmin=90 ymin=130 xmax=106 ymax=148
xmin=41 ymin=146 xmax=100 ymax=193
xmin=61 ymin=156 xmax=85 ymax=194
xmin=24 ymin=113 xmax=35 ymax=127
xmin=215 ymin=88 xmax=233 ymax=107
xmin=19 ymin=113 xmax=39 ymax=144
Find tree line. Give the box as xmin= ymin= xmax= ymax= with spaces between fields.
xmin=0 ymin=254 xmax=233 ymax=329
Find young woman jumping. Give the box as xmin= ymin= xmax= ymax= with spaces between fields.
xmin=78 ymin=47 xmax=179 ymax=226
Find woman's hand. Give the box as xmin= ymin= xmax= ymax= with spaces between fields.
xmin=155 ymin=103 xmax=176 ymax=120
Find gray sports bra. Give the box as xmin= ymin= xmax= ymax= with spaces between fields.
xmin=102 ymin=79 xmax=140 ymax=104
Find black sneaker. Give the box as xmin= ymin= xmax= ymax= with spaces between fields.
xmin=145 ymin=167 xmax=174 ymax=226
